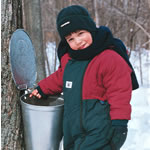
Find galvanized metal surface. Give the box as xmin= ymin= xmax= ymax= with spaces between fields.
xmin=20 ymin=95 xmax=64 ymax=150
xmin=10 ymin=29 xmax=64 ymax=150
xmin=9 ymin=29 xmax=37 ymax=90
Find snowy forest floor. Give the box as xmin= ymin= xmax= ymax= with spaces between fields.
xmin=122 ymin=50 xmax=150 ymax=150
xmin=122 ymin=87 xmax=150 ymax=150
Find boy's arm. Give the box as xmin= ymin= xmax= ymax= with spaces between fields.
xmin=29 ymin=65 xmax=64 ymax=98
xmin=38 ymin=66 xmax=64 ymax=95
xmin=29 ymin=53 xmax=69 ymax=99
xmin=38 ymin=53 xmax=70 ymax=95
xmin=29 ymin=68 xmax=64 ymax=98
xmin=100 ymin=50 xmax=132 ymax=120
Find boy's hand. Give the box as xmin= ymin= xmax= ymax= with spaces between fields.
xmin=29 ymin=89 xmax=41 ymax=99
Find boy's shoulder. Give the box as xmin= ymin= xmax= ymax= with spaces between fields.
xmin=60 ymin=53 xmax=71 ymax=66
xmin=95 ymin=49 xmax=130 ymax=68
xmin=97 ymin=49 xmax=123 ymax=62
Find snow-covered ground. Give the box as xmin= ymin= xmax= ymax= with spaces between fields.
xmin=46 ymin=43 xmax=150 ymax=150
xmin=122 ymin=50 xmax=150 ymax=150
xmin=122 ymin=87 xmax=150 ymax=150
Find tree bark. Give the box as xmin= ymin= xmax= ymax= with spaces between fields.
xmin=92 ymin=0 xmax=99 ymax=27
xmin=1 ymin=0 xmax=24 ymax=149
xmin=22 ymin=0 xmax=46 ymax=82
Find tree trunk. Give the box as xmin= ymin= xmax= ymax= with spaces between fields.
xmin=22 ymin=0 xmax=46 ymax=82
xmin=1 ymin=0 xmax=24 ymax=150
xmin=92 ymin=0 xmax=99 ymax=27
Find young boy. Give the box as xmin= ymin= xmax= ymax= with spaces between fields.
xmin=30 ymin=5 xmax=139 ymax=150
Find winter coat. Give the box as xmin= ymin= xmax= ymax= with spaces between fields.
xmin=38 ymin=49 xmax=132 ymax=120
xmin=37 ymin=48 xmax=132 ymax=149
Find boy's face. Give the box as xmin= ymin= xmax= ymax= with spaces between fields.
xmin=65 ymin=30 xmax=93 ymax=50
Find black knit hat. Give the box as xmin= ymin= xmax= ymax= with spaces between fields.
xmin=56 ymin=5 xmax=97 ymax=39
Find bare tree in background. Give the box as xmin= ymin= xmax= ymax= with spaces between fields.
xmin=40 ymin=0 xmax=150 ymax=50
xmin=92 ymin=0 xmax=100 ymax=27
xmin=22 ymin=0 xmax=46 ymax=81
xmin=1 ymin=0 xmax=24 ymax=149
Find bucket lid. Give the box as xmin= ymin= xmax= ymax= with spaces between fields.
xmin=9 ymin=29 xmax=37 ymax=90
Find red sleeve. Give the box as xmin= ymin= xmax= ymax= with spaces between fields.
xmin=99 ymin=50 xmax=132 ymax=120
xmin=38 ymin=53 xmax=70 ymax=95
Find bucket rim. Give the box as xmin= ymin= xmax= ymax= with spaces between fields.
xmin=20 ymin=94 xmax=64 ymax=110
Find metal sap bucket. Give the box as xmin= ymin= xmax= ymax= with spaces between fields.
xmin=9 ymin=29 xmax=64 ymax=150
xmin=20 ymin=94 xmax=64 ymax=150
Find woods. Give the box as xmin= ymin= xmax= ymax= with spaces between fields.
xmin=41 ymin=0 xmax=150 ymax=77
xmin=1 ymin=0 xmax=150 ymax=149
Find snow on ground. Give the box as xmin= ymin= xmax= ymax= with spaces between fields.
xmin=122 ymin=87 xmax=150 ymax=150
xmin=122 ymin=49 xmax=150 ymax=150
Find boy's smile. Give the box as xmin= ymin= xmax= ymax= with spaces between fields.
xmin=65 ymin=30 xmax=93 ymax=50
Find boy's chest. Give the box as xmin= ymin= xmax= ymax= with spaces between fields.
xmin=63 ymin=58 xmax=106 ymax=101
xmin=63 ymin=59 xmax=90 ymax=90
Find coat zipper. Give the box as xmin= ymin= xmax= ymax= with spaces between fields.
xmin=77 ymin=60 xmax=91 ymax=150
xmin=77 ymin=60 xmax=92 ymax=150
xmin=77 ymin=84 xmax=86 ymax=150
